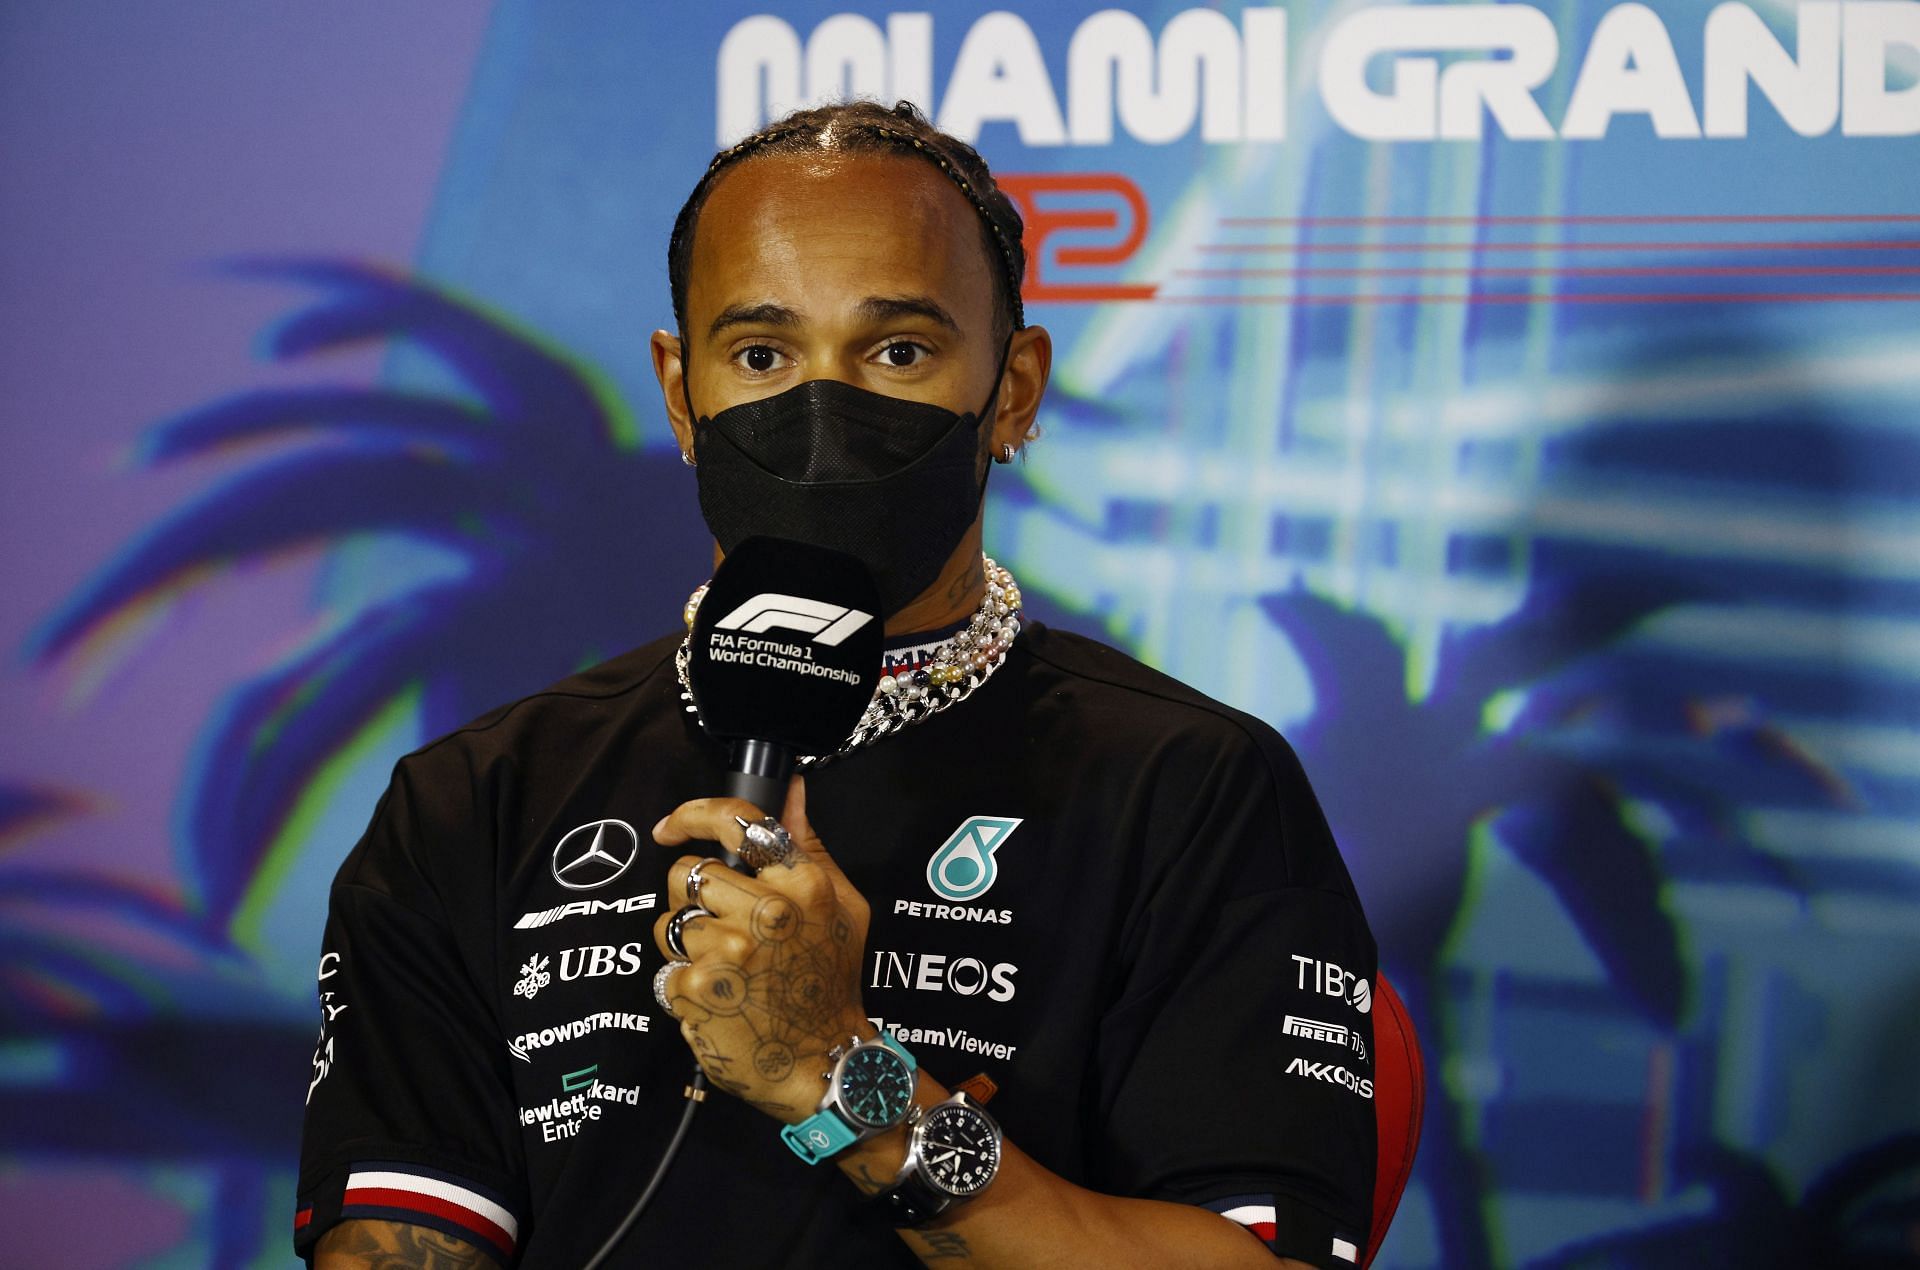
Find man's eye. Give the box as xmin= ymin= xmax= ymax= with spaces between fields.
xmin=738 ymin=345 xmax=782 ymax=373
xmin=880 ymin=342 xmax=926 ymax=368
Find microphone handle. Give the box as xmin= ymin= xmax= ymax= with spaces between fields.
xmin=722 ymin=738 xmax=797 ymax=869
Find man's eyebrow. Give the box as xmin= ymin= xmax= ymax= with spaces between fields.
xmin=707 ymin=302 xmax=802 ymax=339
xmin=856 ymin=294 xmax=962 ymax=333
xmin=705 ymin=295 xmax=964 ymax=340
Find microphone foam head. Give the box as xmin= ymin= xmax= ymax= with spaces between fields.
xmin=686 ymin=536 xmax=883 ymax=753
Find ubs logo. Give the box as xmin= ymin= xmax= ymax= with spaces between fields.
xmin=551 ymin=820 xmax=641 ymax=891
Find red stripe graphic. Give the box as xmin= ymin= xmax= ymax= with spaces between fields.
xmin=1197 ymin=239 xmax=1920 ymax=254
xmin=1153 ymin=292 xmax=1920 ymax=307
xmin=343 ymin=1187 xmax=515 ymax=1258
xmin=1178 ymin=265 xmax=1920 ymax=280
xmin=293 ymin=1207 xmax=312 ymax=1232
xmin=1220 ymin=213 xmax=1920 ymax=227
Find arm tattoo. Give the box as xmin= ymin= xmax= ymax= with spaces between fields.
xmin=316 ymin=1219 xmax=490 ymax=1270
xmin=906 ymin=1229 xmax=973 ymax=1262
xmin=848 ymin=1160 xmax=891 ymax=1196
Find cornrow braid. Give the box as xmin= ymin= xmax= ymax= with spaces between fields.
xmin=855 ymin=122 xmax=1026 ymax=331
xmin=667 ymin=101 xmax=1027 ymax=339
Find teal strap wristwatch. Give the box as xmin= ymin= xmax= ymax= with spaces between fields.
xmin=781 ymin=1032 xmax=918 ymax=1164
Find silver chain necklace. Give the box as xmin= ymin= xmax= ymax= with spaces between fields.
xmin=673 ymin=556 xmax=1024 ymax=765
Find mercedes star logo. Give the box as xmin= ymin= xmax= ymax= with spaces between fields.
xmin=550 ymin=819 xmax=641 ymax=891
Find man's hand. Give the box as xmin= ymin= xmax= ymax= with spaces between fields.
xmin=650 ymin=776 xmax=872 ymax=1121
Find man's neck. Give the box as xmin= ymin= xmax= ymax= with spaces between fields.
xmin=882 ymin=524 xmax=988 ymax=636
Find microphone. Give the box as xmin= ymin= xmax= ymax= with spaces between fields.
xmin=579 ymin=540 xmax=880 ymax=1270
xmin=683 ymin=535 xmax=884 ymax=830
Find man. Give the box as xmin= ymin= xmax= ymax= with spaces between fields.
xmin=298 ymin=101 xmax=1378 ymax=1269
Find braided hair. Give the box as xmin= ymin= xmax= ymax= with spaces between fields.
xmin=668 ymin=100 xmax=1027 ymax=340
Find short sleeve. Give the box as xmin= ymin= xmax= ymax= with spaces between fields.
xmin=295 ymin=760 xmax=528 ymax=1265
xmin=1091 ymin=727 xmax=1377 ymax=1269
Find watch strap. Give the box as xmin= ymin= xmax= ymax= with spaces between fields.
xmin=780 ymin=1033 xmax=919 ymax=1164
xmin=883 ymin=1168 xmax=955 ymax=1227
xmin=876 ymin=1031 xmax=918 ymax=1070
xmin=782 ymin=1107 xmax=861 ymax=1164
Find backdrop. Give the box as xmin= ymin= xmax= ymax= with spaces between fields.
xmin=3 ymin=2 xmax=1918 ymax=1265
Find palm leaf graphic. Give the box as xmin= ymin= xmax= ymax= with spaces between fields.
xmin=0 ymin=781 xmax=86 ymax=849
xmin=0 ymin=780 xmax=249 ymax=1018
xmin=1260 ymin=574 xmax=1838 ymax=1267
xmin=29 ymin=261 xmax=710 ymax=932
xmin=0 ymin=781 xmax=301 ymax=1270
xmin=1532 ymin=1134 xmax=1920 ymax=1268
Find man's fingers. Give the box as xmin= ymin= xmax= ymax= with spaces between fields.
xmin=779 ymin=777 xmax=813 ymax=845
xmin=773 ymin=776 xmax=862 ymax=910
xmin=655 ymin=793 xmax=814 ymax=877
xmin=664 ymin=854 xmax=762 ymax=916
xmin=651 ymin=903 xmax=752 ymax=964
xmin=654 ymin=784 xmax=865 ymax=922
xmin=651 ymin=797 xmax=773 ymax=851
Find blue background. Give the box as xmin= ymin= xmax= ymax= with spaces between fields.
xmin=2 ymin=2 xmax=1917 ymax=1265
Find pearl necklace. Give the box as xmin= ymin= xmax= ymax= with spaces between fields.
xmin=673 ymin=556 xmax=1024 ymax=764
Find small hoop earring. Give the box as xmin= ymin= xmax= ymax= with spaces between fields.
xmin=998 ymin=443 xmax=1015 ymax=464
xmin=681 ymin=450 xmax=696 ymax=468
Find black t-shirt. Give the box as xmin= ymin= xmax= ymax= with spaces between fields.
xmin=295 ymin=623 xmax=1378 ymax=1268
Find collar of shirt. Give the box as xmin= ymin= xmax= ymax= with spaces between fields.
xmin=877 ymin=619 xmax=971 ymax=679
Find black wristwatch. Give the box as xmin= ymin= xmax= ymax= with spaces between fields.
xmin=878 ymin=1091 xmax=1003 ymax=1226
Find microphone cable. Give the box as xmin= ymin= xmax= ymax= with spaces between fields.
xmin=578 ymin=1067 xmax=710 ymax=1270
xmin=581 ymin=840 xmax=750 ymax=1270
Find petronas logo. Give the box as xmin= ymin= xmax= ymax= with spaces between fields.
xmin=926 ymin=817 xmax=1023 ymax=902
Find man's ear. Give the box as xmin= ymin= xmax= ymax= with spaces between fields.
xmin=990 ymin=325 xmax=1052 ymax=458
xmin=650 ymin=328 xmax=695 ymax=456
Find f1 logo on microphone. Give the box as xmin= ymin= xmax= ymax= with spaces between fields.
xmin=712 ymin=594 xmax=874 ymax=646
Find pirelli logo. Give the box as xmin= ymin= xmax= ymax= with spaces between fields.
xmin=1283 ymin=1014 xmax=1350 ymax=1046
xmin=514 ymin=894 xmax=657 ymax=930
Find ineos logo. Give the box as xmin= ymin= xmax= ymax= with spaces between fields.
xmin=869 ymin=950 xmax=1018 ymax=1002
xmin=551 ymin=820 xmax=641 ymax=892
xmin=712 ymin=594 xmax=873 ymax=646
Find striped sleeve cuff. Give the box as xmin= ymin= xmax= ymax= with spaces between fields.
xmin=295 ymin=1160 xmax=521 ymax=1264
xmin=1203 ymin=1192 xmax=1362 ymax=1267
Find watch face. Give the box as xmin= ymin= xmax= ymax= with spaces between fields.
xmin=916 ymin=1103 xmax=1000 ymax=1197
xmin=840 ymin=1046 xmax=915 ymax=1129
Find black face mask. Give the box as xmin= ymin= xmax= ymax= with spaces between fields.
xmin=689 ymin=351 xmax=1008 ymax=614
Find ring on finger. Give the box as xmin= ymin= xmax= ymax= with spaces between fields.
xmin=732 ymin=814 xmax=794 ymax=871
xmin=653 ymin=959 xmax=690 ymax=1015
xmin=665 ymin=904 xmax=712 ymax=959
xmin=685 ymin=856 xmax=724 ymax=907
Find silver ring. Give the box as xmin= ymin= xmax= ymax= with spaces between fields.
xmin=665 ymin=904 xmax=711 ymax=959
xmin=732 ymin=814 xmax=794 ymax=870
xmin=653 ymin=959 xmax=689 ymax=1015
xmin=686 ymin=856 xmax=723 ymax=907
